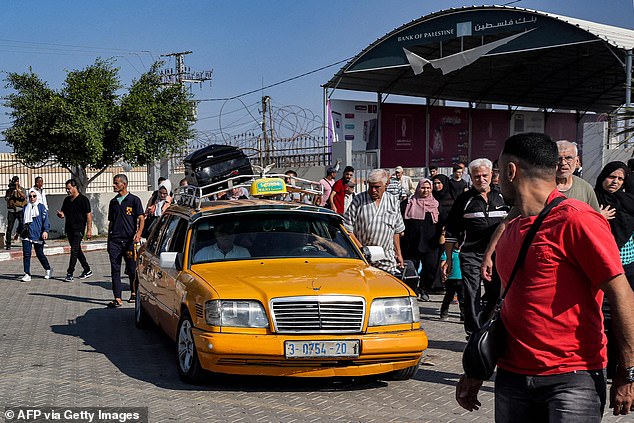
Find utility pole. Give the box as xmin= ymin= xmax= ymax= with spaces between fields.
xmin=160 ymin=51 xmax=213 ymax=85
xmin=261 ymin=95 xmax=270 ymax=164
xmin=151 ymin=51 xmax=213 ymax=188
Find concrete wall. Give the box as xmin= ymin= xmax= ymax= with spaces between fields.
xmin=0 ymin=191 xmax=153 ymax=239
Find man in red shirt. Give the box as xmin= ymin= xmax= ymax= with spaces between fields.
xmin=329 ymin=166 xmax=354 ymax=214
xmin=456 ymin=133 xmax=634 ymax=420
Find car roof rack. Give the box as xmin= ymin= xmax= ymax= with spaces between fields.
xmin=173 ymin=169 xmax=323 ymax=211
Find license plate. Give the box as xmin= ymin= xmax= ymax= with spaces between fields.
xmin=285 ymin=340 xmax=360 ymax=358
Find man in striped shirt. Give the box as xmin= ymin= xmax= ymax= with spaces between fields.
xmin=344 ymin=169 xmax=405 ymax=275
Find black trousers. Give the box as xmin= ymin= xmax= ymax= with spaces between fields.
xmin=459 ymin=251 xmax=501 ymax=334
xmin=107 ymin=238 xmax=136 ymax=299
xmin=440 ymin=279 xmax=465 ymax=316
xmin=67 ymin=231 xmax=90 ymax=276
xmin=6 ymin=209 xmax=22 ymax=247
xmin=409 ymin=249 xmax=440 ymax=292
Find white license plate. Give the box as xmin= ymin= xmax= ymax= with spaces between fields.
xmin=285 ymin=340 xmax=360 ymax=358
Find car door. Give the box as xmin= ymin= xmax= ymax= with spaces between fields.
xmin=154 ymin=216 xmax=188 ymax=334
xmin=139 ymin=214 xmax=171 ymax=320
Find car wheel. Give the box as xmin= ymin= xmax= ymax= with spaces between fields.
xmin=385 ymin=356 xmax=423 ymax=381
xmin=134 ymin=290 xmax=149 ymax=329
xmin=176 ymin=312 xmax=204 ymax=384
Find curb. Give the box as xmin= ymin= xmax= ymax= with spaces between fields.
xmin=0 ymin=242 xmax=107 ymax=261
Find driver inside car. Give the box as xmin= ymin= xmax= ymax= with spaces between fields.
xmin=193 ymin=223 xmax=251 ymax=262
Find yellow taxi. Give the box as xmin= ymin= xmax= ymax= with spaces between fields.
xmin=135 ymin=175 xmax=428 ymax=383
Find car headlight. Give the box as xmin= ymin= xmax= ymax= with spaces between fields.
xmin=205 ymin=300 xmax=269 ymax=328
xmin=368 ymin=297 xmax=419 ymax=326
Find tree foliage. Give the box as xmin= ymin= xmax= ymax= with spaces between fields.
xmin=3 ymin=59 xmax=194 ymax=189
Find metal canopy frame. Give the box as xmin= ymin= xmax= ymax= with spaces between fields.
xmin=324 ymin=6 xmax=634 ymax=113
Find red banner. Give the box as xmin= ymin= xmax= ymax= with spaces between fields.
xmin=379 ymin=103 xmax=426 ymax=167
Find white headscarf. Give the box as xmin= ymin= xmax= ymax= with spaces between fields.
xmin=24 ymin=188 xmax=41 ymax=224
xmin=154 ymin=179 xmax=173 ymax=217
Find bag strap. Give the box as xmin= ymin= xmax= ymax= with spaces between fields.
xmin=498 ymin=195 xmax=566 ymax=302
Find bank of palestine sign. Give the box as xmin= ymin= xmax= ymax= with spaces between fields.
xmin=346 ymin=10 xmax=596 ymax=75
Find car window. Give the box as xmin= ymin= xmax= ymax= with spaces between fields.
xmin=190 ymin=212 xmax=360 ymax=265
xmin=161 ymin=217 xmax=188 ymax=254
xmin=158 ymin=216 xmax=184 ymax=254
xmin=146 ymin=214 xmax=170 ymax=255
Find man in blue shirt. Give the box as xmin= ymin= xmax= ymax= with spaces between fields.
xmin=106 ymin=174 xmax=144 ymax=308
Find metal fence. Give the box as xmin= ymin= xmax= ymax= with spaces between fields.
xmin=0 ymin=153 xmax=148 ymax=194
xmin=175 ymin=136 xmax=331 ymax=171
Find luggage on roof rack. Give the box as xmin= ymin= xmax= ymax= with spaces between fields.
xmin=184 ymin=144 xmax=253 ymax=192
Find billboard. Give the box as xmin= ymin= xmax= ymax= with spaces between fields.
xmin=328 ymin=100 xmax=378 ymax=151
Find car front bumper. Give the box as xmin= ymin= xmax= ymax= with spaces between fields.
xmin=192 ymin=328 xmax=428 ymax=377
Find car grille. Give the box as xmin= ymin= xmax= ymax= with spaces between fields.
xmin=271 ymin=296 xmax=365 ymax=333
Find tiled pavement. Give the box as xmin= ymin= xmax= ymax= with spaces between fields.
xmin=0 ymin=251 xmax=627 ymax=422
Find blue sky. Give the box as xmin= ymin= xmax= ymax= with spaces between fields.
xmin=1 ymin=0 xmax=634 ymax=152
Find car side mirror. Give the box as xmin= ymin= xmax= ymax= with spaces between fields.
xmin=160 ymin=252 xmax=178 ymax=269
xmin=362 ymin=246 xmax=386 ymax=262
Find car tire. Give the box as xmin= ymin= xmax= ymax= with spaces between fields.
xmin=384 ymin=357 xmax=422 ymax=381
xmin=176 ymin=311 xmax=205 ymax=384
xmin=134 ymin=290 xmax=149 ymax=329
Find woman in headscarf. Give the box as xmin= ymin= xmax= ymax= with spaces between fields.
xmin=16 ymin=188 xmax=52 ymax=282
xmin=594 ymin=161 xmax=634 ymax=379
xmin=402 ymin=179 xmax=442 ymax=299
xmin=143 ymin=179 xmax=173 ymax=237
xmin=595 ymin=161 xmax=634 ymax=282
xmin=431 ymin=174 xmax=454 ymax=223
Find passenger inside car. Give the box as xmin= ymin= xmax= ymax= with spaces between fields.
xmin=193 ymin=223 xmax=251 ymax=262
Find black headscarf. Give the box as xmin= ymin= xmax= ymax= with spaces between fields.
xmin=594 ymin=161 xmax=634 ymax=248
xmin=431 ymin=174 xmax=454 ymax=222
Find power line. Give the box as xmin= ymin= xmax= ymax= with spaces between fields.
xmin=197 ymin=57 xmax=352 ymax=102
xmin=0 ymin=38 xmax=154 ymax=55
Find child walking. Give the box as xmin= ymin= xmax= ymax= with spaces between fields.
xmin=439 ymin=243 xmax=464 ymax=320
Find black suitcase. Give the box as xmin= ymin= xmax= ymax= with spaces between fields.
xmin=183 ymin=144 xmax=253 ymax=192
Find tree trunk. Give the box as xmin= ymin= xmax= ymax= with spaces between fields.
xmin=69 ymin=165 xmax=89 ymax=193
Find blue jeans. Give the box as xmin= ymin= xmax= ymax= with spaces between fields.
xmin=495 ymin=368 xmax=606 ymax=423
xmin=22 ymin=240 xmax=50 ymax=275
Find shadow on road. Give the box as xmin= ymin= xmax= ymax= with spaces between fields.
xmin=428 ymin=339 xmax=466 ymax=353
xmin=413 ymin=368 xmax=495 ymax=394
xmin=51 ymin=305 xmax=390 ymax=393
xmin=30 ymin=292 xmax=110 ymax=306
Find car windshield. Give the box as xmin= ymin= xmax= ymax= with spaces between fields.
xmin=190 ymin=212 xmax=360 ymax=264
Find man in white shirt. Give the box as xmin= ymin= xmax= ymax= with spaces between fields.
xmin=194 ymin=223 xmax=250 ymax=262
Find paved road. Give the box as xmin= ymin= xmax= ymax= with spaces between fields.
xmin=0 ymin=251 xmax=627 ymax=422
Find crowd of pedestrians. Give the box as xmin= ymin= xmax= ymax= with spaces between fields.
xmin=4 ymin=132 xmax=634 ymax=417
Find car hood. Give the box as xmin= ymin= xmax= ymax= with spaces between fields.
xmin=190 ymin=258 xmax=412 ymax=300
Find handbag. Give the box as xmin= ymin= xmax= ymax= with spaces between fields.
xmin=462 ymin=196 xmax=565 ymax=380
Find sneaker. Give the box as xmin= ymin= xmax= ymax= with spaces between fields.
xmin=64 ymin=274 xmax=74 ymax=282
xmin=44 ymin=268 xmax=53 ymax=279
xmin=21 ymin=274 xmax=31 ymax=282
xmin=78 ymin=270 xmax=93 ymax=279
xmin=439 ymin=313 xmax=449 ymax=321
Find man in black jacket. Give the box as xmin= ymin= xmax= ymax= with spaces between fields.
xmin=444 ymin=158 xmax=509 ymax=336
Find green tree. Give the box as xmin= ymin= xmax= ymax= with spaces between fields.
xmin=3 ymin=59 xmax=194 ymax=190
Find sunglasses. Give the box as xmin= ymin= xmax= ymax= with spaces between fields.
xmin=29 ymin=195 xmax=38 ymax=198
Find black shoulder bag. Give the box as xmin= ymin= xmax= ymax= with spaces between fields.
xmin=462 ymin=196 xmax=565 ymax=380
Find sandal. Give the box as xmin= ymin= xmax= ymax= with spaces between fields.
xmin=127 ymin=294 xmax=137 ymax=303
xmin=107 ymin=299 xmax=122 ymax=308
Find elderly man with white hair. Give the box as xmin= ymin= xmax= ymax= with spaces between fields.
xmin=444 ymin=158 xmax=509 ymax=337
xmin=555 ymin=140 xmax=600 ymax=211
xmin=343 ymin=169 xmax=405 ymax=275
